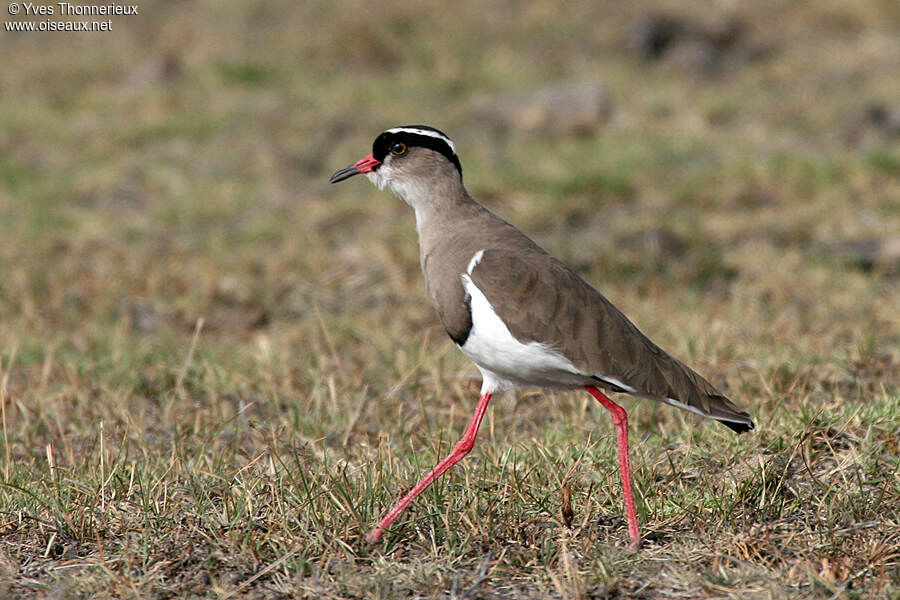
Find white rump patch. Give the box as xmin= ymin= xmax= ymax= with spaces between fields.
xmin=460 ymin=275 xmax=587 ymax=393
xmin=594 ymin=375 xmax=637 ymax=394
xmin=386 ymin=127 xmax=457 ymax=154
xmin=663 ymin=396 xmax=713 ymax=419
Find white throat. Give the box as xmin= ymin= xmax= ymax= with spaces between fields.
xmin=367 ymin=165 xmax=430 ymax=209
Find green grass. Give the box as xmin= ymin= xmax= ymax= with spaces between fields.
xmin=1 ymin=0 xmax=899 ymax=598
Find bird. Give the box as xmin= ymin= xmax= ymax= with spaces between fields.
xmin=329 ymin=125 xmax=754 ymax=548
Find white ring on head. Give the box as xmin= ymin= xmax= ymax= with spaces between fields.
xmin=385 ymin=127 xmax=456 ymax=154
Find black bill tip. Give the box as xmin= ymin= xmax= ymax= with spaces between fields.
xmin=329 ymin=165 xmax=360 ymax=184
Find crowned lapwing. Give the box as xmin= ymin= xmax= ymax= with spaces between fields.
xmin=330 ymin=125 xmax=754 ymax=548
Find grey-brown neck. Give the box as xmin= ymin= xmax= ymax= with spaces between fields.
xmin=409 ymin=179 xmax=469 ymax=236
xmin=365 ymin=152 xmax=485 ymax=261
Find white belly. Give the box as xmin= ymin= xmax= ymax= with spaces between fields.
xmin=459 ymin=274 xmax=588 ymax=394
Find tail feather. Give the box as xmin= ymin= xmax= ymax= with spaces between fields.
xmin=720 ymin=418 xmax=754 ymax=434
xmin=593 ymin=345 xmax=755 ymax=434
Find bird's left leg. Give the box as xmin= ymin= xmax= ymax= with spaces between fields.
xmin=366 ymin=392 xmax=493 ymax=543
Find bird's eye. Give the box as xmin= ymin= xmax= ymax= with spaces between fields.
xmin=390 ymin=142 xmax=407 ymax=156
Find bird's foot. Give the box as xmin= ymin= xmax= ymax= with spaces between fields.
xmin=365 ymin=527 xmax=385 ymax=544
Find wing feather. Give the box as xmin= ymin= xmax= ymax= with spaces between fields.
xmin=469 ymin=248 xmax=753 ymax=431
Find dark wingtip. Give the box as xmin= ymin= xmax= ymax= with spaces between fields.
xmin=721 ymin=419 xmax=755 ymax=434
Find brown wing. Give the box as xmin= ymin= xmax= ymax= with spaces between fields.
xmin=469 ymin=248 xmax=754 ymax=432
xmin=422 ymin=248 xmax=472 ymax=346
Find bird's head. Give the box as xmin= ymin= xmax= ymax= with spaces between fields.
xmin=329 ymin=126 xmax=462 ymax=207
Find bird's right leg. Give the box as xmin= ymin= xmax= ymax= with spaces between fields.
xmin=366 ymin=392 xmax=493 ymax=543
xmin=585 ymin=385 xmax=641 ymax=548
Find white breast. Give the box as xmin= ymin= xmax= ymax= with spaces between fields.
xmin=459 ymin=272 xmax=588 ymax=394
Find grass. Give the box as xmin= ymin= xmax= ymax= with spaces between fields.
xmin=1 ymin=0 xmax=899 ymax=598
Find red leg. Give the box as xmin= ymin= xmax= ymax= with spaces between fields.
xmin=367 ymin=392 xmax=493 ymax=543
xmin=585 ymin=386 xmax=641 ymax=548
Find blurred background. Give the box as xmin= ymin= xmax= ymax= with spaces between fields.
xmin=0 ymin=0 xmax=898 ymax=597
xmin=1 ymin=0 xmax=897 ymax=342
